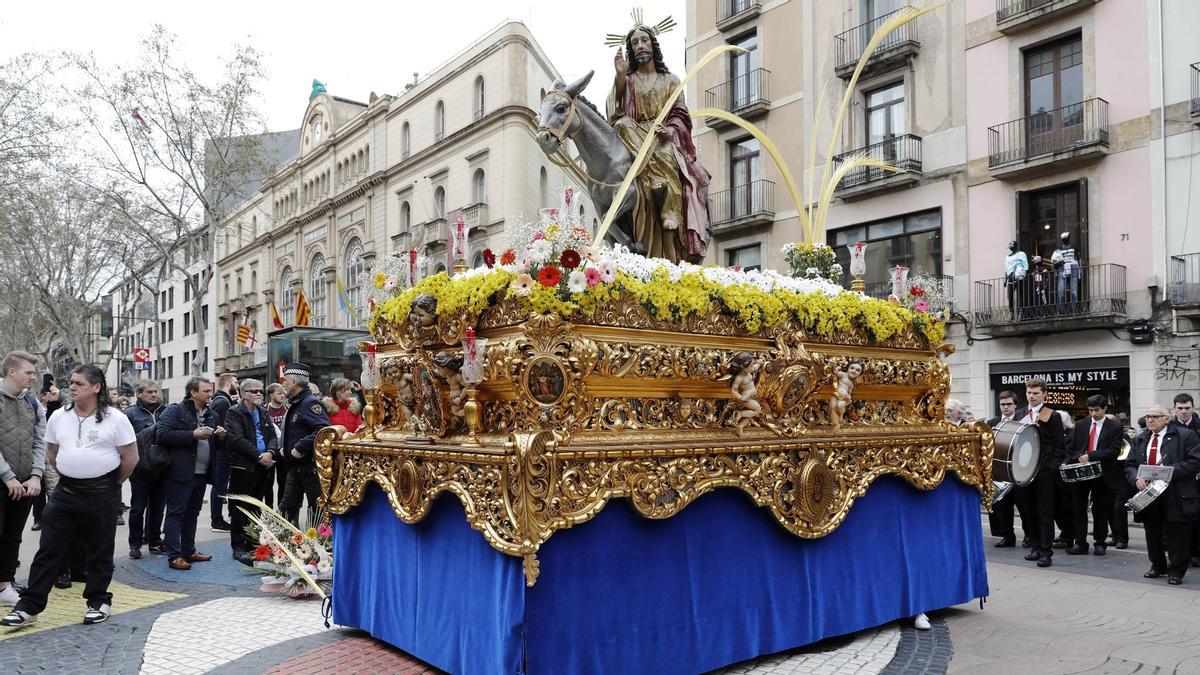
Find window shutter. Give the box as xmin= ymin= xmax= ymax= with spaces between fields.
xmin=1016 ymin=191 xmax=1034 ymax=257
xmin=1076 ymin=177 xmax=1089 ymax=264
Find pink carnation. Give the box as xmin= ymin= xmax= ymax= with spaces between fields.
xmin=585 ymin=267 xmax=602 ymax=287
xmin=913 ymin=299 xmax=930 ymax=313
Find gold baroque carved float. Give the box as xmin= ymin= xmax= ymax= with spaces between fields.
xmin=316 ymin=301 xmax=994 ymax=586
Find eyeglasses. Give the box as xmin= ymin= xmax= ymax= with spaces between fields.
xmin=243 ymin=389 xmax=263 ymax=395
xmin=1145 ymin=414 xmax=1168 ymax=419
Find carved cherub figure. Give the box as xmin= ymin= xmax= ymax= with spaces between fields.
xmin=432 ymin=351 xmax=466 ymax=421
xmin=729 ymin=351 xmax=762 ymax=436
xmin=396 ymin=372 xmax=415 ymax=422
xmin=408 ymin=294 xmax=438 ymax=331
xmin=829 ymin=361 xmax=864 ymax=430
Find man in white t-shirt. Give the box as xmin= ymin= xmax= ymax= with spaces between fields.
xmin=1 ymin=365 xmax=138 ymax=628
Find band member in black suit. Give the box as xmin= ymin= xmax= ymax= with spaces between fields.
xmin=1169 ymin=393 xmax=1200 ymax=568
xmin=1019 ymin=377 xmax=1066 ymax=568
xmin=987 ymin=390 xmax=1030 ymax=547
xmin=1065 ymin=395 xmax=1124 ymax=556
xmin=1125 ymin=404 xmax=1200 ymax=585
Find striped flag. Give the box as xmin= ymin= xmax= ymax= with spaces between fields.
xmin=236 ymin=322 xmax=251 ymax=347
xmin=295 ymin=286 xmax=312 ymax=327
xmin=269 ymin=300 xmax=284 ymax=329
xmin=336 ymin=274 xmax=360 ymax=325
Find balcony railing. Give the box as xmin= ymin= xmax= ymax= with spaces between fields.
xmin=717 ymin=0 xmax=761 ymax=25
xmin=973 ymin=263 xmax=1126 ymax=330
xmin=996 ymin=0 xmax=1056 ymax=22
xmin=1191 ymin=63 xmax=1200 ymax=118
xmin=704 ymin=69 xmax=771 ymax=113
xmin=832 ymin=134 xmax=922 ymax=190
xmin=834 ymin=7 xmax=920 ymax=74
xmin=988 ymin=98 xmax=1109 ymax=167
xmin=865 ymin=275 xmax=954 ymax=306
xmin=1170 ymin=253 xmax=1200 ymax=306
xmin=709 ymin=179 xmax=775 ymax=227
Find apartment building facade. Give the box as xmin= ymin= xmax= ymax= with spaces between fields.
xmin=213 ymin=21 xmax=591 ymax=378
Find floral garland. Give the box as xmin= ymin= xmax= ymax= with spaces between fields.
xmin=371 ymin=249 xmax=945 ymax=347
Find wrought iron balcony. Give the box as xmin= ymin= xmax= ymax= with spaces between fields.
xmin=709 ymin=179 xmax=775 ymax=233
xmin=833 ymin=7 xmax=920 ymax=79
xmin=973 ymin=263 xmax=1126 ymax=335
xmin=995 ymin=0 xmax=1098 ymax=34
xmin=1170 ymin=253 xmax=1200 ymax=310
xmin=865 ymin=275 xmax=954 ymax=306
xmin=717 ymin=0 xmax=761 ymax=31
xmin=1192 ymin=63 xmax=1200 ymax=120
xmin=704 ymin=69 xmax=771 ymax=128
xmin=987 ymin=98 xmax=1108 ymax=176
xmin=832 ymin=134 xmax=922 ymax=197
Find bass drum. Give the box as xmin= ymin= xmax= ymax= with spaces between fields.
xmin=992 ymin=419 xmax=1041 ymax=487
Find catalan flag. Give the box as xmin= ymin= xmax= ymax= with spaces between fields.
xmin=235 ymin=322 xmax=251 ymax=347
xmin=336 ymin=274 xmax=360 ymax=325
xmin=295 ymin=286 xmax=312 ymax=327
xmin=269 ymin=300 xmax=284 ymax=329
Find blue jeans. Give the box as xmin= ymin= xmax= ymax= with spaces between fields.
xmin=164 ymin=475 xmax=207 ymax=561
xmin=209 ymin=448 xmax=230 ymax=526
xmin=1057 ymin=266 xmax=1080 ymax=308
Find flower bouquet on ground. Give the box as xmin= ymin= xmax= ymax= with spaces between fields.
xmin=228 ymin=494 xmax=333 ymax=600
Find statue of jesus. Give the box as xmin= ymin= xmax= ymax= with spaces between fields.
xmin=607 ymin=23 xmax=711 ymax=263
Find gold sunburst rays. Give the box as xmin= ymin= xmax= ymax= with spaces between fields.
xmin=604 ymin=7 xmax=677 ymax=47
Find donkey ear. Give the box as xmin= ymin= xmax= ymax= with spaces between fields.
xmin=563 ymin=70 xmax=594 ymax=98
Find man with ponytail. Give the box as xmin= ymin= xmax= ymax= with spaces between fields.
xmin=1 ymin=365 xmax=138 ymax=627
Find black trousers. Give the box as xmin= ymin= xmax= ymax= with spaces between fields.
xmin=990 ymin=487 xmax=1033 ymax=541
xmin=273 ymin=459 xmax=289 ymax=509
xmin=281 ymin=464 xmax=321 ymax=526
xmin=0 ymin=491 xmax=34 ymax=582
xmin=1140 ymin=501 xmax=1194 ymax=578
xmin=128 ymin=474 xmax=166 ymax=548
xmin=1071 ymin=478 xmax=1112 ymax=547
xmin=17 ymin=480 xmax=119 ymax=614
xmin=229 ymin=466 xmax=274 ymax=553
xmin=1109 ymin=479 xmax=1133 ymax=544
xmin=1054 ymin=474 xmax=1075 ymax=542
xmin=1021 ymin=468 xmax=1058 ymax=557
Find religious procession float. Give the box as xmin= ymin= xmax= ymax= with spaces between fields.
xmin=315 ymin=7 xmax=992 ymax=674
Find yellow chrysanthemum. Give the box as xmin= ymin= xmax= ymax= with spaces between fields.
xmin=373 ymin=272 xmax=387 ymax=289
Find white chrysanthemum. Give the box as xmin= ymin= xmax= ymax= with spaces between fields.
xmin=530 ymin=238 xmax=554 ymax=264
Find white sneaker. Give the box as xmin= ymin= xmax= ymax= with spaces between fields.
xmin=0 ymin=585 xmax=19 ymax=605
xmin=0 ymin=609 xmax=36 ymax=626
xmin=914 ymin=612 xmax=931 ymax=630
xmin=83 ymin=603 xmax=111 ymax=625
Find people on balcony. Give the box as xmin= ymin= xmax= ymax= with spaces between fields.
xmin=1052 ymin=232 xmax=1081 ymax=312
xmin=1005 ymin=240 xmax=1029 ymax=321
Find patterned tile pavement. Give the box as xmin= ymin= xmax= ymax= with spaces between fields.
xmin=264 ymin=635 xmax=441 ymax=674
xmin=0 ymin=580 xmax=184 ymax=642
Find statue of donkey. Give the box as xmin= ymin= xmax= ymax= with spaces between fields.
xmin=534 ymin=71 xmax=641 ymax=252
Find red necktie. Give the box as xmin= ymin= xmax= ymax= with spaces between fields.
xmin=1148 ymin=433 xmax=1160 ymax=466
xmin=1088 ymin=421 xmax=1097 ymax=454
xmin=1027 ymin=408 xmax=1034 ymax=421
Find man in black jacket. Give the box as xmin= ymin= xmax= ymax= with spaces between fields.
xmin=1169 ymin=393 xmax=1200 ymax=568
xmin=278 ymin=364 xmax=330 ymax=526
xmin=987 ymin=390 xmax=1029 ymax=547
xmin=156 ymin=377 xmax=222 ymax=571
xmin=1065 ymin=395 xmax=1124 ymax=556
xmin=222 ymin=378 xmax=278 ymax=563
xmin=124 ymin=380 xmax=165 ymax=559
xmin=1127 ymin=404 xmax=1200 ymax=585
xmin=1019 ymin=377 xmax=1066 ymax=567
xmin=208 ymin=374 xmax=238 ymax=533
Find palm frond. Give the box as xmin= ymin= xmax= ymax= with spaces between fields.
xmin=815 ymin=155 xmax=905 ymax=238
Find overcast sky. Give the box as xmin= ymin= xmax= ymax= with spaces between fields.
xmin=1 ymin=0 xmax=686 ymax=132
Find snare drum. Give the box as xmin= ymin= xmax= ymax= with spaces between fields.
xmin=992 ymin=480 xmax=1014 ymax=504
xmin=1059 ymin=461 xmax=1103 ymax=483
xmin=1126 ymin=479 xmax=1169 ymax=513
xmin=992 ymin=419 xmax=1041 ymax=487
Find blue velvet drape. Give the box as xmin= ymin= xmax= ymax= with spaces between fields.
xmin=334 ymin=475 xmax=988 ymax=674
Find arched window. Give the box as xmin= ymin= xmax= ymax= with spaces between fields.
xmin=236 ymin=276 xmax=243 ymax=298
xmin=251 ymin=269 xmax=257 ymax=292
xmin=434 ymin=263 xmax=447 ymax=275
xmin=309 ymin=254 xmax=327 ymax=327
xmin=434 ymin=100 xmax=445 ymax=141
xmin=350 ymin=155 xmax=357 ymax=178
xmin=357 ymin=149 xmax=364 ymax=175
xmin=539 ymin=167 xmax=548 ymax=207
xmin=578 ymin=204 xmax=585 ymax=222
xmin=344 ymin=239 xmax=365 ymax=327
xmin=279 ymin=267 xmax=295 ymax=327
xmin=473 ymin=169 xmax=487 ymax=204
xmin=250 ymin=215 xmax=257 ymax=239
xmin=472 ymin=252 xmax=485 ymax=269
xmin=402 ymin=122 xmax=411 ymax=158
xmin=401 ymin=201 xmax=412 ymax=231
xmin=473 ymin=76 xmax=485 ymax=120
xmin=433 ymin=186 xmax=446 ymax=219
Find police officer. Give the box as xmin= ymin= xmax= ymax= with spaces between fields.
xmin=278 ymin=364 xmax=330 ymax=526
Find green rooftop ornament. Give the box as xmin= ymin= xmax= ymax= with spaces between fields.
xmin=310 ymin=79 xmax=327 ymax=100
